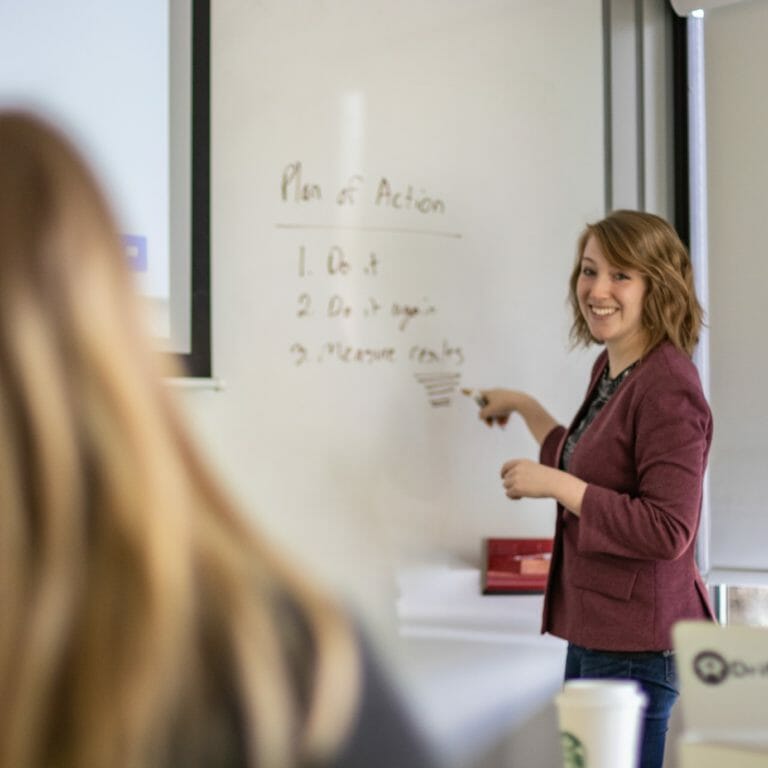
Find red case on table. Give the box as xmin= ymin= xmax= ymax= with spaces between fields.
xmin=482 ymin=537 xmax=553 ymax=595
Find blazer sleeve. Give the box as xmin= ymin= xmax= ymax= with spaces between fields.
xmin=540 ymin=425 xmax=566 ymax=468
xmin=577 ymin=373 xmax=712 ymax=561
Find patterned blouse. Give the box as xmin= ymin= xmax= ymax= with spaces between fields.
xmin=560 ymin=361 xmax=638 ymax=472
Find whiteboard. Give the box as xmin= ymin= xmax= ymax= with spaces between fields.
xmin=210 ymin=0 xmax=603 ymax=575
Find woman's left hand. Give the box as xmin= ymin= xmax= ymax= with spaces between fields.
xmin=500 ymin=459 xmax=588 ymax=515
xmin=500 ymin=459 xmax=555 ymax=500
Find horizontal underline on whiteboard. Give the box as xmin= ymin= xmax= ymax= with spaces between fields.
xmin=275 ymin=223 xmax=463 ymax=239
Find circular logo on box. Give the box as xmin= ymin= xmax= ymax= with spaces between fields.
xmin=560 ymin=731 xmax=587 ymax=768
xmin=693 ymin=650 xmax=729 ymax=685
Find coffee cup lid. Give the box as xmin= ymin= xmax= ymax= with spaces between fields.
xmin=557 ymin=679 xmax=647 ymax=707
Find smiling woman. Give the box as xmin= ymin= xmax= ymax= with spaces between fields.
xmin=474 ymin=209 xmax=715 ymax=768
xmin=568 ymin=210 xmax=703 ymax=364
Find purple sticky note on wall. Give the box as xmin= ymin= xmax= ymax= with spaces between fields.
xmin=123 ymin=234 xmax=148 ymax=271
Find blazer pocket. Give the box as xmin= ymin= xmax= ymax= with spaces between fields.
xmin=571 ymin=555 xmax=639 ymax=601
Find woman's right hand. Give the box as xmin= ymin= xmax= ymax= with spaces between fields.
xmin=476 ymin=389 xmax=559 ymax=446
xmin=477 ymin=389 xmax=523 ymax=428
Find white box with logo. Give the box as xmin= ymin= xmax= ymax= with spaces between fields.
xmin=673 ymin=621 xmax=768 ymax=765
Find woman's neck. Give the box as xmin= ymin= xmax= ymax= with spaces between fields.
xmin=606 ymin=336 xmax=648 ymax=378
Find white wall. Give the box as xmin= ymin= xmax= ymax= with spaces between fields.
xmin=704 ymin=0 xmax=768 ymax=575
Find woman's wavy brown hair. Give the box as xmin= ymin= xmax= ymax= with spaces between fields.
xmin=0 ymin=112 xmax=359 ymax=768
xmin=568 ymin=209 xmax=704 ymax=357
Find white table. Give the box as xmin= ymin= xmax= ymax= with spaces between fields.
xmin=393 ymin=562 xmax=567 ymax=768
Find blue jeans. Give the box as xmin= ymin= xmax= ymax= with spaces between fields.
xmin=564 ymin=643 xmax=678 ymax=768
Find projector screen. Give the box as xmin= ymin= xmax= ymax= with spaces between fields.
xmin=0 ymin=0 xmax=210 ymax=376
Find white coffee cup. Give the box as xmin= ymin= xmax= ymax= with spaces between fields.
xmin=555 ymin=679 xmax=648 ymax=768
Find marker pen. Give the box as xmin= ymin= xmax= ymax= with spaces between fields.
xmin=460 ymin=388 xmax=489 ymax=407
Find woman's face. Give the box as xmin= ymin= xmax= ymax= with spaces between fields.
xmin=576 ymin=235 xmax=647 ymax=355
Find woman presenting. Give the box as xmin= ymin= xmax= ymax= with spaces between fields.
xmin=478 ymin=210 xmax=715 ymax=768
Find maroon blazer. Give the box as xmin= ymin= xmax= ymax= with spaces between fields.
xmin=540 ymin=341 xmax=716 ymax=651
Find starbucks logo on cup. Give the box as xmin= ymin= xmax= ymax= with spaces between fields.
xmin=560 ymin=731 xmax=587 ymax=768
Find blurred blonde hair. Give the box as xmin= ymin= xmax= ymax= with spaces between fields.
xmin=0 ymin=111 xmax=359 ymax=768
xmin=568 ymin=209 xmax=704 ymax=357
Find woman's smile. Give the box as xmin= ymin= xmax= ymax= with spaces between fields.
xmin=588 ymin=304 xmax=619 ymax=317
